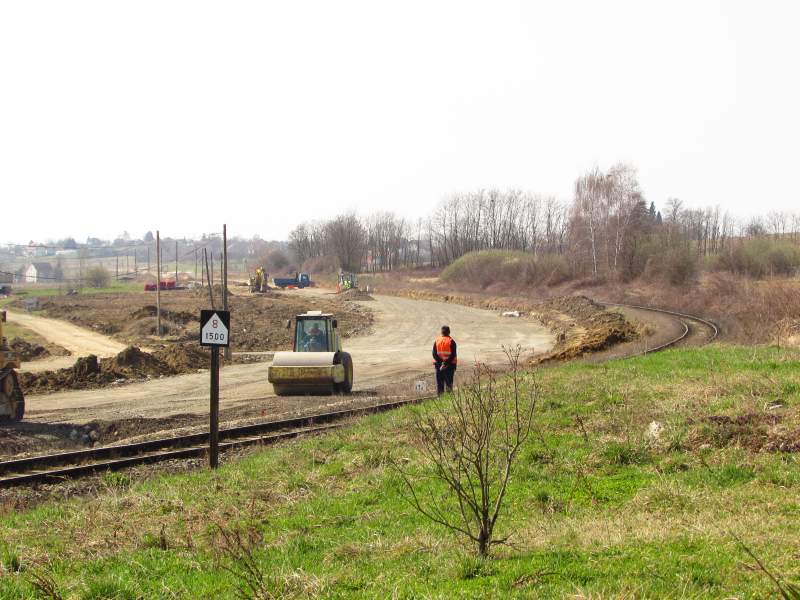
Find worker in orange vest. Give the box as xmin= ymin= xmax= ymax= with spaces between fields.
xmin=432 ymin=325 xmax=457 ymax=395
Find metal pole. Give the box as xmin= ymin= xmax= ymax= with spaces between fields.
xmin=156 ymin=231 xmax=162 ymax=337
xmin=209 ymin=345 xmax=219 ymax=469
xmin=223 ymin=224 xmax=230 ymax=360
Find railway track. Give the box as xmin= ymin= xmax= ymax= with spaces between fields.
xmin=0 ymin=400 xmax=419 ymax=489
xmin=605 ymin=302 xmax=719 ymax=353
xmin=0 ymin=303 xmax=718 ymax=489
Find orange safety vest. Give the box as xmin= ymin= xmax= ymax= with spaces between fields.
xmin=434 ymin=336 xmax=457 ymax=365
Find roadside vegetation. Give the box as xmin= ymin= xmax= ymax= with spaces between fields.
xmin=1 ymin=344 xmax=798 ymax=598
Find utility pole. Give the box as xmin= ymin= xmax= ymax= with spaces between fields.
xmin=115 ymin=255 xmax=119 ymax=280
xmin=223 ymin=224 xmax=230 ymax=360
xmin=175 ymin=240 xmax=178 ymax=284
xmin=204 ymin=248 xmax=214 ymax=307
xmin=147 ymin=247 xmax=150 ymax=275
xmin=156 ymin=231 xmax=162 ymax=337
xmin=195 ymin=248 xmax=198 ymax=282
xmin=210 ymin=251 xmax=214 ymax=289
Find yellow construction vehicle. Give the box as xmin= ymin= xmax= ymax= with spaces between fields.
xmin=268 ymin=311 xmax=353 ymax=396
xmin=249 ymin=267 xmax=269 ymax=293
xmin=0 ymin=310 xmax=24 ymax=422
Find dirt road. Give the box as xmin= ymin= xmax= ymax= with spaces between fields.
xmin=22 ymin=292 xmax=555 ymax=426
xmin=8 ymin=310 xmax=127 ymax=373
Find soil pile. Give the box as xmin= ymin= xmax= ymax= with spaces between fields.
xmin=533 ymin=296 xmax=639 ymax=361
xmin=9 ymin=338 xmax=50 ymax=361
xmin=339 ymin=288 xmax=375 ymax=301
xmin=150 ymin=345 xmax=208 ymax=372
xmin=19 ymin=344 xmax=212 ymax=393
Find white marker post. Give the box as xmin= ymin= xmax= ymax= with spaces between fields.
xmin=200 ymin=309 xmax=230 ymax=469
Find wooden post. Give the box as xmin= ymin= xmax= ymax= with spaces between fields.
xmin=209 ymin=345 xmax=220 ymax=469
xmin=156 ymin=231 xmax=162 ymax=337
xmin=210 ymin=251 xmax=214 ymax=289
xmin=223 ymin=224 xmax=230 ymax=360
xmin=204 ymin=248 xmax=214 ymax=308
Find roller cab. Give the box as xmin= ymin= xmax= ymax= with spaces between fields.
xmin=268 ymin=311 xmax=354 ymax=396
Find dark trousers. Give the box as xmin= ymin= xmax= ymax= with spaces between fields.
xmin=435 ymin=365 xmax=456 ymax=395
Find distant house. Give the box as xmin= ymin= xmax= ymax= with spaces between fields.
xmin=25 ymin=262 xmax=55 ymax=283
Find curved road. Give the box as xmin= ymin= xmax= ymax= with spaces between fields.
xmin=22 ymin=292 xmax=555 ymax=425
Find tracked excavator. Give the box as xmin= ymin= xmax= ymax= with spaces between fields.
xmin=268 ymin=311 xmax=353 ymax=396
xmin=0 ymin=311 xmax=24 ymax=422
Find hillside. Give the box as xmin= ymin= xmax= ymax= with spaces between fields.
xmin=1 ymin=345 xmax=799 ymax=597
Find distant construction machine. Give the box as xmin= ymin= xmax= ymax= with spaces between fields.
xmin=249 ymin=267 xmax=269 ymax=293
xmin=337 ymin=272 xmax=357 ymax=293
xmin=268 ymin=311 xmax=353 ymax=396
xmin=0 ymin=311 xmax=24 ymax=422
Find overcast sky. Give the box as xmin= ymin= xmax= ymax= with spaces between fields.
xmin=2 ymin=1 xmax=798 ymax=244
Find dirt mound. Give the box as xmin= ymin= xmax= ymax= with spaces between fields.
xmin=534 ymin=296 xmax=639 ymax=361
xmin=101 ymin=346 xmax=166 ymax=377
xmin=20 ymin=355 xmax=116 ymax=392
xmin=688 ymin=412 xmax=800 ymax=453
xmin=9 ymin=338 xmax=50 ymax=361
xmin=19 ymin=344 xmax=210 ymax=393
xmin=150 ymin=345 xmax=208 ymax=372
xmin=339 ymin=288 xmax=375 ymax=301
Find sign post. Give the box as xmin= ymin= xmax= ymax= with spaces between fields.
xmin=200 ymin=309 xmax=230 ymax=469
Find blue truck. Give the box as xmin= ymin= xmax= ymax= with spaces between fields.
xmin=272 ymin=272 xmax=311 ymax=289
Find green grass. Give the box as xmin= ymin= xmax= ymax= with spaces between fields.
xmin=1 ymin=346 xmax=799 ymax=597
xmin=0 ymin=282 xmax=143 ymax=308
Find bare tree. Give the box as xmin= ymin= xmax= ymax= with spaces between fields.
xmin=394 ymin=348 xmax=537 ymax=557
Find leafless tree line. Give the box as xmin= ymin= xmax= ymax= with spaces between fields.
xmin=287 ymin=164 xmax=800 ymax=279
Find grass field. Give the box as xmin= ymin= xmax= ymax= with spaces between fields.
xmin=1 ymin=346 xmax=799 ymax=598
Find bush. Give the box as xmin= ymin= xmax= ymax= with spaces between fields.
xmin=716 ymin=238 xmax=800 ymax=278
xmin=85 ymin=266 xmax=111 ymax=288
xmin=644 ymin=245 xmax=698 ymax=285
xmin=260 ymin=249 xmax=293 ymax=274
xmin=440 ymin=250 xmax=571 ymax=289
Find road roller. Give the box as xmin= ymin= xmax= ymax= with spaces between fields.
xmin=268 ymin=311 xmax=354 ymax=396
xmin=0 ymin=310 xmax=25 ymax=422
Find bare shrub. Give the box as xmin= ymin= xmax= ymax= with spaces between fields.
xmin=259 ymin=249 xmax=293 ymax=274
xmin=301 ymin=255 xmax=340 ymax=275
xmin=644 ymin=246 xmax=697 ymax=285
xmin=394 ymin=347 xmax=537 ymax=557
xmin=216 ymin=525 xmax=273 ymax=600
xmin=85 ymin=265 xmax=111 ymax=288
xmin=26 ymin=567 xmax=65 ymax=600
